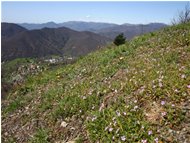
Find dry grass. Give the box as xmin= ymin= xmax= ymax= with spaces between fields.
xmin=144 ymin=101 xmax=165 ymax=124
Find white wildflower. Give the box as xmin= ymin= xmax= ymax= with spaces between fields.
xmin=134 ymin=106 xmax=138 ymax=110
xmin=161 ymin=100 xmax=165 ymax=105
xmin=148 ymin=130 xmax=153 ymax=135
xmin=141 ymin=139 xmax=147 ymax=143
xmin=154 ymin=137 xmax=159 ymax=143
xmin=109 ymin=127 xmax=113 ymax=132
xmin=92 ymin=116 xmax=97 ymax=121
xmin=121 ymin=136 xmax=126 ymax=141
xmin=161 ymin=111 xmax=167 ymax=116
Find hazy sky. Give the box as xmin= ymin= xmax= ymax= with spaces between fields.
xmin=2 ymin=1 xmax=188 ymax=24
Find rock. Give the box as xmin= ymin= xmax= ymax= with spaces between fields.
xmin=60 ymin=121 xmax=68 ymax=128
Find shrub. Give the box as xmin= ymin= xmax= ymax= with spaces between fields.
xmin=114 ymin=33 xmax=126 ymax=46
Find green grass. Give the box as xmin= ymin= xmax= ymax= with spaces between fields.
xmin=2 ymin=22 xmax=190 ymax=143
xmin=86 ymin=102 xmax=155 ymax=142
xmin=29 ymin=128 xmax=50 ymax=143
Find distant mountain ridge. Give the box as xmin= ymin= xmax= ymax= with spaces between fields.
xmin=97 ymin=23 xmax=168 ymax=40
xmin=59 ymin=21 xmax=118 ymax=31
xmin=18 ymin=21 xmax=118 ymax=31
xmin=1 ymin=23 xmax=110 ymax=61
xmin=2 ymin=22 xmax=167 ymax=61
xmin=19 ymin=22 xmax=60 ymax=30
xmin=18 ymin=21 xmax=168 ymax=40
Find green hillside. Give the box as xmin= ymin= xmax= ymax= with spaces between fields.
xmin=2 ymin=23 xmax=190 ymax=143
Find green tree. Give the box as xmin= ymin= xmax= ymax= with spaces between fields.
xmin=114 ymin=33 xmax=126 ymax=46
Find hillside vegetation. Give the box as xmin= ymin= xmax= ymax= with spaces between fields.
xmin=2 ymin=23 xmax=190 ymax=143
xmin=1 ymin=23 xmax=110 ymax=61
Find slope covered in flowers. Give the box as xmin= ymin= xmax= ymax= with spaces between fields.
xmin=2 ymin=23 xmax=190 ymax=143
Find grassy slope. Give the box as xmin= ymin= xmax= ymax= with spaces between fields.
xmin=2 ymin=23 xmax=190 ymax=143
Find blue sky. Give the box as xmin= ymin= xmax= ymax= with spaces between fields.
xmin=1 ymin=1 xmax=188 ymax=24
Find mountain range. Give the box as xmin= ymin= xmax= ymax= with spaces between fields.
xmin=1 ymin=22 xmax=110 ymax=61
xmin=96 ymin=23 xmax=167 ymax=39
xmin=18 ymin=21 xmax=168 ymax=39
xmin=19 ymin=21 xmax=118 ymax=31
xmin=2 ymin=21 xmax=167 ymax=61
xmin=2 ymin=23 xmax=27 ymax=39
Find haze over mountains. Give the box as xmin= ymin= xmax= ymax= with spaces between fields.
xmin=96 ymin=22 xmax=167 ymax=39
xmin=2 ymin=21 xmax=167 ymax=61
xmin=19 ymin=21 xmax=168 ymax=39
xmin=19 ymin=21 xmax=118 ymax=31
